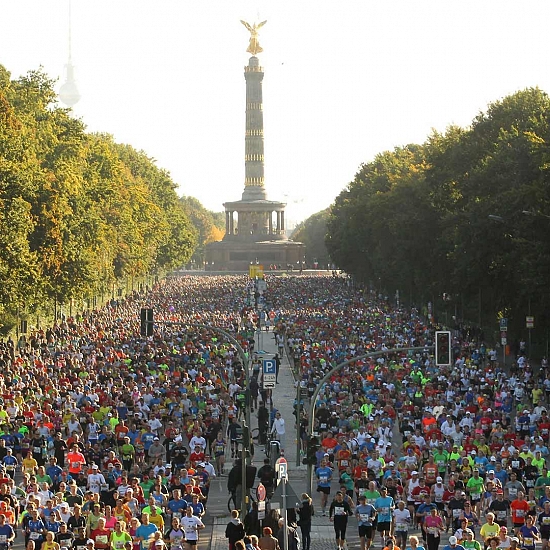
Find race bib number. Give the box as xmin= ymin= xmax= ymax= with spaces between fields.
xmin=115 ymin=542 xmax=125 ymax=549
xmin=452 ymin=509 xmax=461 ymax=517
xmin=335 ymin=506 xmax=345 ymax=515
xmin=340 ymin=460 xmax=348 ymax=467
xmin=524 ymin=538 xmax=533 ymax=546
xmin=96 ymin=535 xmax=109 ymax=544
xmin=396 ymin=523 xmax=408 ymax=531
xmin=30 ymin=533 xmax=41 ymax=540
xmin=543 ymin=517 xmax=550 ymax=525
xmin=0 ymin=536 xmax=7 ymax=543
xmin=516 ymin=510 xmax=525 ymax=517
xmin=34 ymin=447 xmax=41 ymax=454
xmin=320 ymin=476 xmax=327 ymax=484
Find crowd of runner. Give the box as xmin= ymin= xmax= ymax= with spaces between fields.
xmin=0 ymin=274 xmax=546 ymax=550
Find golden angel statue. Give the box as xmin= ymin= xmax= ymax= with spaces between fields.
xmin=241 ymin=20 xmax=267 ymax=55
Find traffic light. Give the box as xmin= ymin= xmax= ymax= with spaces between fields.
xmin=435 ymin=330 xmax=452 ymax=366
xmin=236 ymin=424 xmax=250 ymax=448
xmin=140 ymin=308 xmax=154 ymax=337
xmin=242 ymin=425 xmax=250 ymax=448
xmin=303 ymin=436 xmax=319 ymax=465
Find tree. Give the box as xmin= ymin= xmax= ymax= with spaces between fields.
xmin=292 ymin=209 xmax=330 ymax=267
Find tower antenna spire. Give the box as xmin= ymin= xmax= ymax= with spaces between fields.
xmin=59 ymin=0 xmax=81 ymax=108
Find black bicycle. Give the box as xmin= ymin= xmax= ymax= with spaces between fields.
xmin=227 ymin=488 xmax=255 ymax=513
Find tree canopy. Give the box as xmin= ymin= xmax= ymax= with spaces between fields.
xmin=326 ymin=87 xmax=550 ymax=347
xmin=291 ymin=209 xmax=331 ymax=268
xmin=0 ymin=64 xmax=215 ymax=330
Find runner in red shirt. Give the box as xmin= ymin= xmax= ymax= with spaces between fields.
xmin=510 ymin=492 xmax=531 ymax=530
xmin=67 ymin=444 xmax=86 ymax=475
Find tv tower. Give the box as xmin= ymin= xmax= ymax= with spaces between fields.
xmin=59 ymin=0 xmax=81 ymax=108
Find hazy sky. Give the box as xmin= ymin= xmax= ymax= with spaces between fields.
xmin=1 ymin=1 xmax=549 ymax=226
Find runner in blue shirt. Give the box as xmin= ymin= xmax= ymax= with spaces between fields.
xmin=316 ymin=459 xmax=333 ymax=517
xmin=356 ymin=495 xmax=377 ymax=550
xmin=374 ymin=487 xmax=395 ymax=545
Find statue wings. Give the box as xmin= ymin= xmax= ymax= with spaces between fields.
xmin=241 ymin=19 xmax=267 ymax=31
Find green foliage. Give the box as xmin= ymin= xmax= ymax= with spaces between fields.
xmin=292 ymin=209 xmax=331 ymax=267
xmin=327 ymin=87 xmax=550 ymax=341
xmin=0 ymin=64 xmax=201 ymax=321
xmin=179 ymin=196 xmax=225 ymax=265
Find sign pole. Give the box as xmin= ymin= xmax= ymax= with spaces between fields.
xmin=296 ymin=381 xmax=301 ymax=467
xmin=282 ymin=475 xmax=288 ymax=550
xmin=241 ymin=443 xmax=247 ymax=518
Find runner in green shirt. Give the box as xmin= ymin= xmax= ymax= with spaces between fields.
xmin=433 ymin=447 xmax=449 ymax=476
xmin=466 ymin=469 xmax=485 ymax=515
xmin=462 ymin=529 xmax=482 ymax=550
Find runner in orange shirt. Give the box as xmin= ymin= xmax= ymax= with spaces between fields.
xmin=67 ymin=444 xmax=86 ymax=475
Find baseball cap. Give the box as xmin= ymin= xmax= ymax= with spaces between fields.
xmin=449 ymin=537 xmax=458 ymax=545
xmin=436 ymin=476 xmax=443 ymax=482
xmin=411 ymin=471 xmax=418 ymax=475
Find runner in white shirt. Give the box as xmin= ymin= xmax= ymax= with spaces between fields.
xmin=181 ymin=507 xmax=204 ymax=546
xmin=88 ymin=465 xmax=106 ymax=494
xmin=189 ymin=435 xmax=207 ymax=452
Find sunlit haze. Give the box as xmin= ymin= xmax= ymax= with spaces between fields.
xmin=2 ymin=1 xmax=549 ymax=227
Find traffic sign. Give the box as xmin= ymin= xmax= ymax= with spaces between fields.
xmin=263 ymin=380 xmax=275 ymax=389
xmin=270 ymin=478 xmax=301 ymax=509
xmin=526 ymin=316 xmax=535 ymax=329
xmin=277 ymin=459 xmax=288 ymax=480
xmin=257 ymin=500 xmax=266 ymax=520
xmin=501 ymin=337 xmax=507 ymax=345
xmin=499 ymin=318 xmax=508 ymax=331
xmin=257 ymin=483 xmax=266 ymax=502
xmin=263 ymin=359 xmax=276 ymax=374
